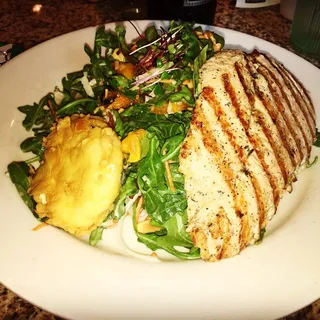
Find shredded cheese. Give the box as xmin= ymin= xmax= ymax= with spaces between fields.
xmin=80 ymin=73 xmax=95 ymax=98
xmin=135 ymin=196 xmax=144 ymax=224
xmin=164 ymin=160 xmax=176 ymax=192
xmin=32 ymin=222 xmax=48 ymax=231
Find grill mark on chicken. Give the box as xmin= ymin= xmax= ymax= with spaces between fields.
xmin=279 ymin=70 xmax=316 ymax=147
xmin=190 ymin=107 xmax=236 ymax=203
xmin=180 ymin=131 xmax=192 ymax=160
xmin=239 ymin=206 xmax=250 ymax=250
xmin=234 ymin=61 xmax=281 ymax=206
xmin=218 ymin=209 xmax=232 ymax=258
xmin=257 ymin=110 xmax=294 ymax=183
xmin=204 ymin=82 xmax=266 ymax=229
xmin=193 ymin=208 xmax=231 ymax=261
xmin=191 ymin=105 xmax=253 ymax=250
xmin=253 ymin=52 xmax=314 ymax=158
xmin=268 ymin=55 xmax=316 ymax=128
xmin=212 ymin=208 xmax=231 ymax=259
xmin=249 ymin=67 xmax=299 ymax=168
xmin=182 ymin=116 xmax=242 ymax=260
xmin=192 ymin=210 xmax=231 ymax=261
xmin=255 ymin=65 xmax=305 ymax=163
xmin=262 ymin=53 xmax=315 ymax=134
xmin=283 ymin=70 xmax=316 ymax=131
xmin=281 ymin=70 xmax=316 ymax=149
xmin=245 ymin=56 xmax=294 ymax=183
xmin=223 ymin=67 xmax=279 ymax=221
xmin=201 ymin=91 xmax=262 ymax=247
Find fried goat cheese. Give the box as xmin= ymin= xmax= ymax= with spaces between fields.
xmin=29 ymin=114 xmax=123 ymax=236
xmin=179 ymin=49 xmax=316 ymax=262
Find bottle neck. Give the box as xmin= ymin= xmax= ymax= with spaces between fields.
xmin=183 ymin=0 xmax=213 ymax=7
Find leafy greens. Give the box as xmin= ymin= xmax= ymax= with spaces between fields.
xmin=8 ymin=21 xmax=225 ymax=260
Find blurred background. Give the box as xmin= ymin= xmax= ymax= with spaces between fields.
xmin=0 ymin=0 xmax=319 ymax=65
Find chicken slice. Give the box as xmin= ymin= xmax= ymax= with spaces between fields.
xmin=179 ymin=50 xmax=316 ymax=261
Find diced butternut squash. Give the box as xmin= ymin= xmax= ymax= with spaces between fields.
xmin=121 ymin=129 xmax=147 ymax=163
xmin=108 ymin=94 xmax=132 ymax=110
xmin=150 ymin=101 xmax=188 ymax=115
xmin=150 ymin=104 xmax=168 ymax=115
xmin=114 ymin=61 xmax=135 ymax=80
xmin=137 ymin=218 xmax=162 ymax=234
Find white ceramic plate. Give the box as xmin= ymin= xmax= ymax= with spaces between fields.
xmin=0 ymin=20 xmax=319 ymax=320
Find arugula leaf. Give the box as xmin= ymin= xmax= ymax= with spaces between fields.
xmin=147 ymin=92 xmax=170 ymax=107
xmin=255 ymin=228 xmax=266 ymax=245
xmin=194 ymin=45 xmax=208 ymax=97
xmin=116 ymin=103 xmax=191 ymax=139
xmin=314 ymin=128 xmax=320 ymax=147
xmin=168 ymin=85 xmax=195 ymax=106
xmin=115 ymin=25 xmax=129 ymax=57
xmin=113 ymin=172 xmax=139 ymax=220
xmin=56 ymin=98 xmax=97 ymax=116
xmin=181 ymin=24 xmax=201 ymax=60
xmin=161 ymin=135 xmax=185 ymax=162
xmin=20 ymin=136 xmax=44 ymax=157
xmin=113 ymin=110 xmax=124 ymax=134
xmin=145 ymin=25 xmax=159 ymax=42
xmin=306 ymin=156 xmax=318 ymax=168
xmin=137 ymin=136 xmax=187 ymax=224
xmin=8 ymin=161 xmax=30 ymax=190
xmin=89 ymin=171 xmax=139 ymax=246
xmin=212 ymin=31 xmax=225 ymax=48
xmin=67 ymin=70 xmax=84 ymax=81
xmin=7 ymin=161 xmax=37 ymax=215
xmin=133 ymin=209 xmax=200 ymax=260
xmin=18 ymin=95 xmax=49 ymax=131
xmin=110 ymin=75 xmax=131 ymax=89
xmin=94 ymin=26 xmax=118 ymax=52
xmin=170 ymin=68 xmax=193 ymax=83
xmin=89 ymin=226 xmax=104 ymax=246
xmin=148 ymin=112 xmax=192 ymax=139
xmin=137 ymin=136 xmax=164 ymax=189
xmin=83 ymin=26 xmax=119 ymax=87
xmin=170 ymin=163 xmax=185 ymax=185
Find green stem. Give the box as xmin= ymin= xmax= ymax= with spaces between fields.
xmin=307 ymin=156 xmax=318 ymax=168
xmin=25 ymin=155 xmax=41 ymax=164
xmin=56 ymin=98 xmax=97 ymax=116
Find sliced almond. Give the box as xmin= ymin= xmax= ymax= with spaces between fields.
xmin=137 ymin=219 xmax=162 ymax=234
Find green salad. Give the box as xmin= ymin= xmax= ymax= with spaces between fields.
xmin=8 ymin=21 xmax=224 ymax=260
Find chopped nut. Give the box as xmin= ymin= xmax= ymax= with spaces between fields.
xmin=137 ymin=218 xmax=162 ymax=234
xmin=112 ymin=48 xmax=125 ymax=62
xmin=214 ymin=43 xmax=222 ymax=52
xmin=182 ymin=79 xmax=194 ymax=89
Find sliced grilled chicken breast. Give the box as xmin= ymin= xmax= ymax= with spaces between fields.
xmin=179 ymin=49 xmax=316 ymax=262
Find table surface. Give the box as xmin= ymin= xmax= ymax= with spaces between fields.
xmin=0 ymin=0 xmax=319 ymax=319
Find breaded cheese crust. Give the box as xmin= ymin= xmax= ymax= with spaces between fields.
xmin=29 ymin=114 xmax=123 ymax=236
